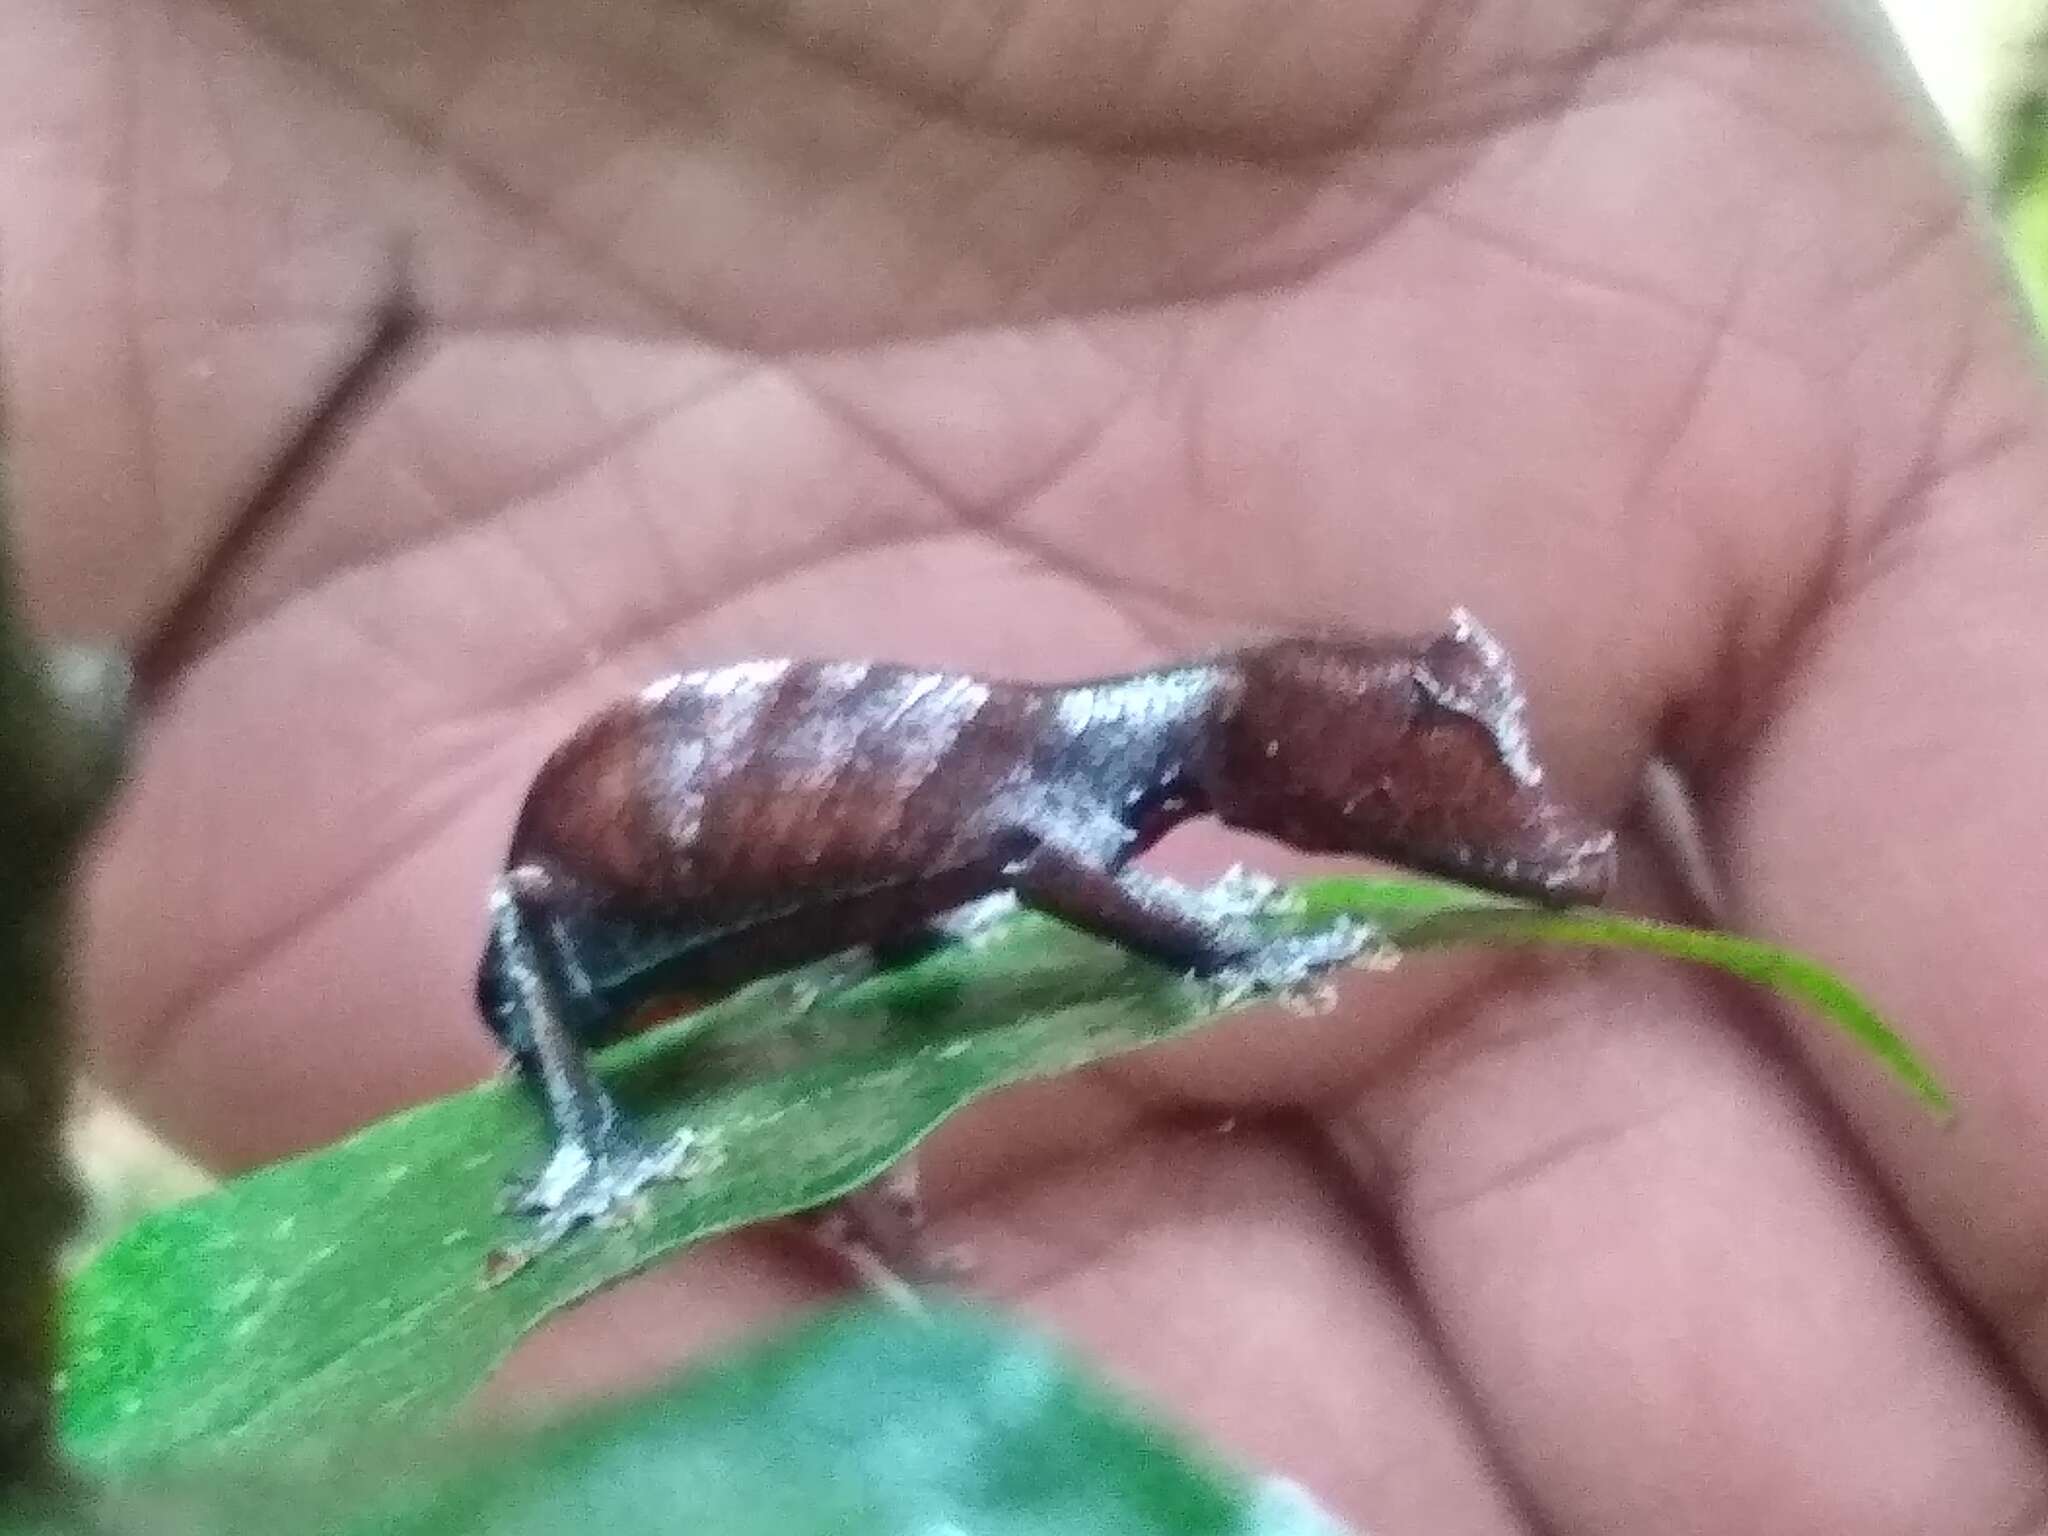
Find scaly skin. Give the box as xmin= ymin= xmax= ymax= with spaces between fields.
xmin=477 ymin=632 xmax=1614 ymax=1233
xmin=19 ymin=0 xmax=2048 ymax=1528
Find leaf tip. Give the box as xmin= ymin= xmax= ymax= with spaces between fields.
xmin=1908 ymin=1072 xmax=1957 ymax=1124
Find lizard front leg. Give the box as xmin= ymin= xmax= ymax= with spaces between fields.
xmin=1004 ymin=832 xmax=1377 ymax=992
xmin=484 ymin=873 xmax=695 ymax=1252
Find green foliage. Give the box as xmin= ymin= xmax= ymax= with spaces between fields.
xmin=1994 ymin=18 xmax=2048 ymax=322
xmin=61 ymin=877 xmax=1944 ymax=1474
xmin=20 ymin=1306 xmax=1349 ymax=1535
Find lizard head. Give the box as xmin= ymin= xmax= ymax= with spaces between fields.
xmin=1212 ymin=613 xmax=1617 ymax=906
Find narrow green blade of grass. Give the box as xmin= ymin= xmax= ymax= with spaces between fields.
xmin=22 ymin=1305 xmax=1351 ymax=1535
xmin=61 ymin=878 xmax=1945 ymax=1471
xmin=1296 ymin=878 xmax=1950 ymax=1114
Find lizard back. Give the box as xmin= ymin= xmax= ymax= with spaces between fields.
xmin=507 ymin=659 xmax=1053 ymax=925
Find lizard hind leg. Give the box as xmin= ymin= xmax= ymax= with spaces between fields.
xmin=783 ymin=901 xmax=1024 ymax=1291
xmin=797 ymin=1159 xmax=974 ymax=1298
xmin=484 ymin=876 xmax=695 ymax=1255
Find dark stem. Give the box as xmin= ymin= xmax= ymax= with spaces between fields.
xmin=0 ymin=510 xmax=102 ymax=1494
xmin=133 ymin=278 xmax=422 ymax=707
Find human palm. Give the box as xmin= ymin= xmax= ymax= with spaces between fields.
xmin=12 ymin=0 xmax=2048 ymax=1528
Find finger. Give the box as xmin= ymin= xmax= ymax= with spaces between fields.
xmin=488 ymin=1112 xmax=1551 ymax=1536
xmin=1710 ymin=369 xmax=2048 ymax=1386
xmin=1330 ymin=941 xmax=2048 ymax=1535
xmin=472 ymin=1069 xmax=1152 ymax=1409
xmin=476 ymin=1234 xmax=828 ymax=1418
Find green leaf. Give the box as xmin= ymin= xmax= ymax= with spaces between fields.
xmin=23 ymin=1305 xmax=1351 ymax=1535
xmin=1295 ymin=878 xmax=1951 ymax=1114
xmin=61 ymin=877 xmax=1945 ymax=1471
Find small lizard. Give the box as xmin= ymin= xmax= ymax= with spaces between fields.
xmin=477 ymin=613 xmax=1617 ymax=1257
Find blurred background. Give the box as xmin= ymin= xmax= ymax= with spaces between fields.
xmin=1882 ymin=0 xmax=2011 ymax=163
xmin=1880 ymin=0 xmax=2048 ymax=318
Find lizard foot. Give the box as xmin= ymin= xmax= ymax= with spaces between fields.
xmin=1200 ymin=863 xmax=1304 ymax=922
xmin=799 ymin=1161 xmax=973 ymax=1296
xmin=1199 ymin=916 xmax=1390 ymax=1013
xmin=501 ymin=1126 xmax=696 ymax=1255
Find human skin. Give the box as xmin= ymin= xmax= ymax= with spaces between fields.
xmin=9 ymin=0 xmax=2048 ymax=1528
